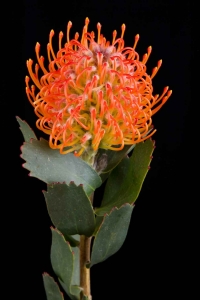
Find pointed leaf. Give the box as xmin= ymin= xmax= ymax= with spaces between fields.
xmin=16 ymin=116 xmax=37 ymax=141
xmin=43 ymin=273 xmax=64 ymax=300
xmin=50 ymin=228 xmax=81 ymax=300
xmin=21 ymin=138 xmax=102 ymax=196
xmin=96 ymin=139 xmax=154 ymax=215
xmin=44 ymin=183 xmax=95 ymax=237
xmin=90 ymin=204 xmax=133 ymax=266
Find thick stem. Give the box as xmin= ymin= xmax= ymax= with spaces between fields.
xmin=80 ymin=235 xmax=92 ymax=299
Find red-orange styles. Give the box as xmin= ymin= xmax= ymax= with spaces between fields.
xmin=26 ymin=17 xmax=172 ymax=157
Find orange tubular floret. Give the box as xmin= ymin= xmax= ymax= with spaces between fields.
xmin=121 ymin=24 xmax=126 ymax=39
xmin=142 ymin=46 xmax=152 ymax=64
xmin=112 ymin=30 xmax=117 ymax=44
xmin=97 ymin=22 xmax=101 ymax=44
xmin=26 ymin=59 xmax=42 ymax=89
xmin=59 ymin=31 xmax=64 ymax=50
xmin=35 ymin=43 xmax=48 ymax=75
xmin=67 ymin=21 xmax=72 ymax=43
xmin=133 ymin=34 xmax=139 ymax=49
xmin=26 ymin=17 xmax=171 ymax=157
xmin=151 ymin=60 xmax=162 ymax=79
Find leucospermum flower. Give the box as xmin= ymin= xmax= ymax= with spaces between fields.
xmin=26 ymin=17 xmax=172 ymax=158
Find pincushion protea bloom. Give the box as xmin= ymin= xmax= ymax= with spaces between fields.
xmin=26 ymin=17 xmax=172 ymax=158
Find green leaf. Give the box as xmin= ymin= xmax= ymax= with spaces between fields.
xmin=71 ymin=246 xmax=80 ymax=287
xmin=96 ymin=139 xmax=154 ymax=215
xmin=43 ymin=273 xmax=64 ymax=300
xmin=93 ymin=216 xmax=104 ymax=236
xmin=44 ymin=183 xmax=95 ymax=237
xmin=90 ymin=204 xmax=133 ymax=267
xmin=59 ymin=246 xmax=81 ymax=299
xmin=100 ymin=171 xmax=111 ymax=183
xmin=51 ymin=228 xmax=73 ymax=294
xmin=16 ymin=116 xmax=37 ymax=141
xmin=101 ymin=156 xmax=130 ymax=205
xmin=58 ymin=281 xmax=81 ymax=300
xmin=50 ymin=228 xmax=81 ymax=300
xmin=21 ymin=138 xmax=102 ymax=196
xmin=62 ymin=234 xmax=80 ymax=247
xmin=70 ymin=285 xmax=82 ymax=299
xmin=97 ymin=145 xmax=134 ymax=174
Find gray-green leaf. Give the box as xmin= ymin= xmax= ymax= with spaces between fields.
xmin=90 ymin=204 xmax=133 ymax=267
xmin=96 ymin=139 xmax=154 ymax=215
xmin=43 ymin=273 xmax=64 ymax=300
xmin=50 ymin=228 xmax=81 ymax=300
xmin=44 ymin=183 xmax=95 ymax=237
xmin=21 ymin=138 xmax=102 ymax=196
xmin=16 ymin=116 xmax=37 ymax=141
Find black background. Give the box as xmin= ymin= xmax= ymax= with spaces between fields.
xmin=5 ymin=0 xmax=194 ymax=299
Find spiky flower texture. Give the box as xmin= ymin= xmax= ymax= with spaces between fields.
xmin=26 ymin=18 xmax=171 ymax=159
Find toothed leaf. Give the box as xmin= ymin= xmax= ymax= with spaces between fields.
xmin=21 ymin=138 xmax=102 ymax=196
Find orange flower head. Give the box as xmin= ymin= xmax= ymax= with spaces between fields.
xmin=26 ymin=18 xmax=172 ymax=157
